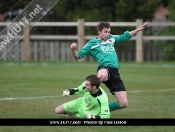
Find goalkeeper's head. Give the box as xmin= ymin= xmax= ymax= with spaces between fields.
xmin=85 ymin=75 xmax=101 ymax=89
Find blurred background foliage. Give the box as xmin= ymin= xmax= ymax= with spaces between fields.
xmin=0 ymin=0 xmax=175 ymax=61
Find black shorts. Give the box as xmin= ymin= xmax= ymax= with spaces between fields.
xmin=97 ymin=66 xmax=126 ymax=94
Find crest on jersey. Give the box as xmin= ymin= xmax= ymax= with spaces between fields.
xmin=109 ymin=40 xmax=112 ymax=43
xmin=86 ymin=98 xmax=91 ymax=103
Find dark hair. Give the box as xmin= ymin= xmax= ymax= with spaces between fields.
xmin=97 ymin=22 xmax=110 ymax=31
xmin=85 ymin=75 xmax=101 ymax=89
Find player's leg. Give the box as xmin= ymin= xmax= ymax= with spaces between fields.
xmin=55 ymin=98 xmax=80 ymax=115
xmin=55 ymin=97 xmax=84 ymax=118
xmin=55 ymin=104 xmax=66 ymax=114
xmin=97 ymin=67 xmax=108 ymax=81
xmin=109 ymin=91 xmax=128 ymax=111
xmin=55 ymin=106 xmax=79 ymax=118
xmin=114 ymin=91 xmax=128 ymax=108
xmin=101 ymin=67 xmax=128 ymax=111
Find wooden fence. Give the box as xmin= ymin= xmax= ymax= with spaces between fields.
xmin=0 ymin=19 xmax=175 ymax=62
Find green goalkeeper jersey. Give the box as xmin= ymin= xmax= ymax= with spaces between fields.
xmin=78 ymin=31 xmax=132 ymax=69
xmin=70 ymin=82 xmax=110 ymax=119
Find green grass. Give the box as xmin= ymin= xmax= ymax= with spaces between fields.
xmin=0 ymin=61 xmax=175 ymax=132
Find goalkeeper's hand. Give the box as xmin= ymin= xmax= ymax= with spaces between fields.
xmin=86 ymin=114 xmax=95 ymax=119
xmin=62 ymin=89 xmax=70 ymax=96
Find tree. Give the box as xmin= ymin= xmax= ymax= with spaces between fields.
xmin=1 ymin=0 xmax=159 ymax=35
xmin=0 ymin=0 xmax=31 ymax=21
xmin=52 ymin=0 xmax=158 ymax=35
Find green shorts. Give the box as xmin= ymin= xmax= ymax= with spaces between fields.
xmin=63 ymin=97 xmax=85 ymax=118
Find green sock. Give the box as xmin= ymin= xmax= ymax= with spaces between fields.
xmin=109 ymin=101 xmax=121 ymax=111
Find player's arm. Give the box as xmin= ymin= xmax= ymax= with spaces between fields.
xmin=62 ymin=88 xmax=79 ymax=96
xmin=87 ymin=97 xmax=110 ymax=119
xmin=114 ymin=22 xmax=148 ymax=45
xmin=70 ymin=43 xmax=79 ymax=59
xmin=86 ymin=114 xmax=105 ymax=119
xmin=97 ymin=99 xmax=110 ymax=119
xmin=86 ymin=107 xmax=110 ymax=119
xmin=129 ymin=22 xmax=148 ymax=36
xmin=113 ymin=31 xmax=132 ymax=45
xmin=70 ymin=42 xmax=91 ymax=59
xmin=62 ymin=82 xmax=85 ymax=96
xmin=97 ymin=105 xmax=110 ymax=119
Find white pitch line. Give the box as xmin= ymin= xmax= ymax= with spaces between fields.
xmin=0 ymin=95 xmax=61 ymax=101
xmin=127 ymin=88 xmax=175 ymax=93
xmin=0 ymin=88 xmax=175 ymax=101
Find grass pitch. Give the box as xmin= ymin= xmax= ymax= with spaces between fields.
xmin=0 ymin=61 xmax=175 ymax=132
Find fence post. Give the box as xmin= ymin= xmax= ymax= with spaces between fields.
xmin=136 ymin=19 xmax=143 ymax=62
xmin=77 ymin=19 xmax=85 ymax=61
xmin=23 ymin=19 xmax=30 ymax=61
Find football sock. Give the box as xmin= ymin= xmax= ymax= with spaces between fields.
xmin=109 ymin=101 xmax=121 ymax=111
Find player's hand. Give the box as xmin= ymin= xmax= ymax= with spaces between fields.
xmin=62 ymin=89 xmax=70 ymax=96
xmin=86 ymin=114 xmax=95 ymax=119
xmin=137 ymin=22 xmax=149 ymax=31
xmin=70 ymin=43 xmax=78 ymax=51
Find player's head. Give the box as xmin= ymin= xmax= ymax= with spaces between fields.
xmin=97 ymin=22 xmax=110 ymax=41
xmin=84 ymin=75 xmax=101 ymax=92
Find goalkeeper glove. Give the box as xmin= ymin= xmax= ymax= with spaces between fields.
xmin=86 ymin=114 xmax=95 ymax=119
xmin=62 ymin=89 xmax=70 ymax=96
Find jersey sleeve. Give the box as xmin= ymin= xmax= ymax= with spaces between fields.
xmin=68 ymin=82 xmax=85 ymax=95
xmin=96 ymin=101 xmax=110 ymax=119
xmin=113 ymin=30 xmax=132 ymax=45
xmin=95 ymin=88 xmax=110 ymax=119
xmin=77 ymin=41 xmax=92 ymax=59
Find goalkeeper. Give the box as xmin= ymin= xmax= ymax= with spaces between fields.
xmin=55 ymin=74 xmax=110 ymax=119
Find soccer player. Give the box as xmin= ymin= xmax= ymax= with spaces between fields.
xmin=70 ymin=21 xmax=148 ymax=112
xmin=55 ymin=75 xmax=110 ymax=119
